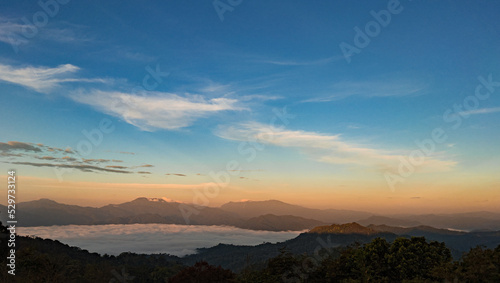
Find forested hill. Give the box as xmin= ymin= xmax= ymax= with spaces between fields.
xmin=308 ymin=222 xmax=379 ymax=235
xmin=1 ymin=225 xmax=499 ymax=282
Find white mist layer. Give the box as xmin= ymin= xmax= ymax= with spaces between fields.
xmin=18 ymin=224 xmax=303 ymax=256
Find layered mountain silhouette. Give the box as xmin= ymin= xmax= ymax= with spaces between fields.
xmin=2 ymin=197 xmax=500 ymax=232
xmin=184 ymin=222 xmax=500 ymax=270
xmin=358 ymin=213 xmax=500 ymax=231
xmin=183 ymin=223 xmax=399 ymax=271
xmin=357 ymin=215 xmax=422 ymax=227
xmin=0 ymin=198 xmax=324 ymax=231
xmin=308 ymin=222 xmax=380 ymax=235
xmin=3 ymin=207 xmax=500 ymax=272
xmin=366 ymin=223 xmax=500 ymax=258
xmin=236 ymin=214 xmax=325 ymax=231
xmin=220 ymin=199 xmax=372 ymax=223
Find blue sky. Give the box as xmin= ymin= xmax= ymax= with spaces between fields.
xmin=0 ymin=0 xmax=499 ymax=212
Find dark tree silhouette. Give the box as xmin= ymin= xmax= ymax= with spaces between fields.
xmin=169 ymin=261 xmax=237 ymax=283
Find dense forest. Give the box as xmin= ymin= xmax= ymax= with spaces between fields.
xmin=1 ymin=221 xmax=499 ymax=282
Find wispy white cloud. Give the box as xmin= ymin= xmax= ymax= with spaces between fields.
xmin=257 ymin=55 xmax=343 ymax=66
xmin=71 ymin=90 xmax=245 ymax=131
xmin=459 ymin=107 xmax=500 ymax=116
xmin=0 ymin=63 xmax=107 ymax=93
xmin=346 ymin=124 xmax=362 ymax=129
xmin=193 ymin=79 xmax=283 ymax=102
xmin=0 ymin=62 xmax=274 ymax=131
xmin=216 ymin=122 xmax=456 ymax=172
xmin=0 ymin=20 xmax=29 ymax=45
xmin=40 ymin=26 xmax=91 ymax=43
xmin=239 ymin=94 xmax=282 ymax=101
xmin=198 ymin=81 xmax=232 ymax=94
xmin=302 ymin=80 xmax=424 ymax=103
xmin=0 ymin=17 xmax=92 ymax=46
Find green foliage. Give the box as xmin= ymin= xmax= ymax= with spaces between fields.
xmin=457 ymin=245 xmax=500 ymax=282
xmin=1 ymin=234 xmax=499 ymax=282
xmin=386 ymin=237 xmax=453 ymax=281
xmin=303 ymin=237 xmax=455 ymax=282
xmin=308 ymin=222 xmax=378 ymax=235
xmin=168 ymin=261 xmax=237 ymax=283
xmin=0 ymin=235 xmax=184 ymax=282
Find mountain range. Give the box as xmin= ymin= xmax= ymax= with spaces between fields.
xmin=0 ymin=198 xmax=326 ymax=231
xmin=2 ymin=197 xmax=500 ymax=232
xmin=6 ymin=220 xmax=500 ymax=273
xmin=2 ymin=196 xmax=500 ymax=271
xmin=183 ymin=222 xmax=500 ymax=271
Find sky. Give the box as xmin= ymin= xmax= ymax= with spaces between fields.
xmin=0 ymin=0 xmax=499 ymax=214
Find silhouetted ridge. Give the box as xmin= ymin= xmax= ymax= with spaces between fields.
xmin=238 ymin=214 xmax=325 ymax=231
xmin=308 ymin=222 xmax=379 ymax=235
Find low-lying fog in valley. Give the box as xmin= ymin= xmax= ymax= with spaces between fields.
xmin=18 ymin=224 xmax=303 ymax=256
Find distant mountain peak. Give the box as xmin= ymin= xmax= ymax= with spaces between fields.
xmin=308 ymin=222 xmax=378 ymax=235
xmin=146 ymin=197 xmax=166 ymax=202
xmin=132 ymin=197 xmax=176 ymax=203
xmin=37 ymin=198 xmax=58 ymax=203
xmin=264 ymin=199 xmax=288 ymax=204
xmin=227 ymin=199 xmax=287 ymax=205
xmin=22 ymin=198 xmax=60 ymax=205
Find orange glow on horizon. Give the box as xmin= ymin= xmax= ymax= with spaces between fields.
xmin=1 ymin=175 xmax=498 ymax=215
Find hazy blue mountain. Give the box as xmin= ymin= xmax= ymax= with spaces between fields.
xmin=393 ymin=213 xmax=500 ymax=231
xmin=2 ymin=198 xmax=500 ymax=232
xmin=359 ymin=213 xmax=500 ymax=231
xmin=220 ymin=199 xmax=373 ymax=223
xmin=237 ymin=214 xmax=326 ymax=231
xmin=15 ymin=199 xmax=107 ymax=226
xmin=10 ymin=197 xmax=243 ymax=227
xmin=367 ymin=224 xmax=466 ymax=236
xmin=187 ymin=223 xmax=500 ymax=270
xmin=309 ymin=222 xmax=381 ymax=235
xmin=367 ymin=223 xmax=500 ymax=258
xmin=183 ymin=226 xmax=399 ymax=271
xmin=1 ymin=198 xmax=324 ymax=231
xmin=357 ymin=215 xmax=422 ymax=227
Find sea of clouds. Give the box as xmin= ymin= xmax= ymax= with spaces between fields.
xmin=17 ymin=224 xmax=303 ymax=256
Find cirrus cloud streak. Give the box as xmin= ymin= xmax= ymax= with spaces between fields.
xmin=216 ymin=122 xmax=456 ymax=173
xmin=71 ymin=90 xmax=245 ymax=131
xmin=0 ymin=63 xmax=107 ymax=93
